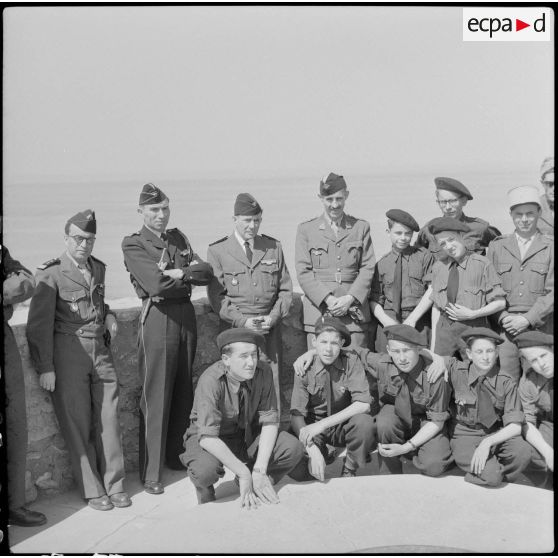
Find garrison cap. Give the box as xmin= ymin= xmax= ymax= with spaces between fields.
xmin=234 ymin=193 xmax=262 ymax=216
xmin=508 ymin=186 xmax=541 ymax=209
xmin=428 ymin=216 xmax=471 ymax=235
xmin=139 ymin=183 xmax=168 ymax=206
xmin=384 ymin=324 xmax=427 ymax=347
xmin=314 ymin=316 xmax=351 ymax=347
xmin=216 ymin=328 xmax=265 ymax=353
xmin=513 ymin=331 xmax=554 ymax=349
xmin=435 ymin=177 xmax=473 ymax=200
xmin=386 ymin=209 xmax=419 ymax=232
xmin=540 ymin=156 xmax=554 ymax=181
xmin=460 ymin=327 xmax=503 ymax=345
xmin=66 ymin=209 xmax=96 ymax=234
xmin=319 ymin=172 xmax=347 ymax=196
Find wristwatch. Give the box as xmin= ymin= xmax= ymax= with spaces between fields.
xmin=252 ymin=466 xmax=267 ymax=474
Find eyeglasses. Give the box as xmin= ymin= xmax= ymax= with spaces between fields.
xmin=542 ymin=181 xmax=554 ymax=188
xmin=437 ymin=198 xmax=462 ymax=207
xmin=69 ymin=235 xmax=96 ymax=245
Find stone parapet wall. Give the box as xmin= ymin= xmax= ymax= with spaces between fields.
xmin=11 ymin=295 xmax=307 ymax=503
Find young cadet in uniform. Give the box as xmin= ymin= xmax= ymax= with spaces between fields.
xmin=122 ymin=184 xmax=212 ymax=494
xmin=514 ymin=331 xmax=553 ymax=478
xmin=486 ymin=186 xmax=554 ymax=382
xmin=207 ymin=193 xmax=292 ymax=415
xmin=295 ymin=173 xmax=376 ymax=348
xmin=180 ymin=328 xmax=303 ymax=506
xmin=415 ymin=177 xmax=500 ymax=262
xmin=425 ymin=217 xmax=506 ymax=357
xmin=538 ymin=156 xmax=554 ymax=236
xmin=27 ymin=211 xmax=130 ymax=511
xmin=289 ymin=317 xmax=375 ymax=480
xmin=2 ymin=247 xmax=47 ymax=526
xmin=447 ymin=327 xmax=532 ymax=487
xmin=370 ymin=209 xmax=435 ymax=352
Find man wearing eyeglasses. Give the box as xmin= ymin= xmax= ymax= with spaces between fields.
xmin=538 ymin=156 xmax=554 ymax=237
xmin=27 ymin=210 xmax=130 ymax=511
xmin=415 ymin=177 xmax=500 ymax=263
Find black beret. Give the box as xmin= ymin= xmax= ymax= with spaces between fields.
xmin=234 ymin=193 xmax=262 ymax=216
xmin=460 ymin=327 xmax=503 ymax=345
xmin=384 ymin=324 xmax=427 ymax=347
xmin=513 ymin=331 xmax=554 ymax=349
xmin=386 ymin=209 xmax=419 ymax=232
xmin=429 ymin=216 xmax=471 ymax=235
xmin=216 ymin=328 xmax=265 ymax=353
xmin=66 ymin=209 xmax=96 ymax=233
xmin=183 ymin=262 xmax=213 ymax=286
xmin=139 ymin=183 xmax=168 ymax=206
xmin=319 ymin=173 xmax=347 ymax=196
xmin=314 ymin=316 xmax=351 ymax=347
xmin=435 ymin=177 xmax=473 ymax=200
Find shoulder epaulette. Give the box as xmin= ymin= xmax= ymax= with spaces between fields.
xmin=491 ymin=234 xmax=509 ymax=243
xmin=37 ymin=258 xmax=60 ymax=270
xmin=261 ymin=233 xmax=279 ymax=242
xmin=300 ymin=215 xmax=321 ymax=225
xmin=209 ymin=236 xmax=228 ymax=246
xmin=541 ymin=234 xmax=554 ymax=243
xmin=90 ymin=255 xmax=106 ymax=266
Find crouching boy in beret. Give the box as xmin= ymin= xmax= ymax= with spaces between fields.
xmin=180 ymin=328 xmax=304 ymax=507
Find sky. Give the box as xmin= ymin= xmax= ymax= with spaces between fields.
xmin=2 ymin=6 xmax=554 ymax=185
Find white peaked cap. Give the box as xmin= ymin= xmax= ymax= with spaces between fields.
xmin=507 ymin=185 xmax=541 ymax=209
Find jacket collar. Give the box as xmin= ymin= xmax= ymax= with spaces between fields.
xmin=501 ymin=231 xmax=548 ymax=262
xmin=60 ymin=251 xmax=94 ymax=289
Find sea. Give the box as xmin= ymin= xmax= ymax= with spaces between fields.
xmin=2 ymin=170 xmax=538 ymax=305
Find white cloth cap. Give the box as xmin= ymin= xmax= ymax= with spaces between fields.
xmin=508 ymin=186 xmax=541 ymax=209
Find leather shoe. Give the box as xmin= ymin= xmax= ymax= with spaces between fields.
xmin=144 ymin=481 xmax=164 ymax=495
xmin=196 ymin=485 xmax=216 ymax=504
xmin=109 ymin=492 xmax=132 ymax=508
xmin=87 ymin=495 xmax=114 ymax=511
xmin=9 ymin=507 xmax=47 ymax=527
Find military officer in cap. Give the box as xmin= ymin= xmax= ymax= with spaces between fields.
xmin=415 ymin=177 xmax=500 ymax=262
xmin=446 ymin=327 xmax=531 ymax=487
xmin=207 ymin=193 xmax=292 ymax=414
xmin=370 ymin=209 xmax=435 ymax=352
xmin=486 ymin=185 xmax=554 ymax=383
xmin=538 ymin=156 xmax=554 ymax=236
xmin=295 ymin=172 xmax=376 ymax=348
xmin=180 ymin=328 xmax=304 ymax=506
xmin=2 ymin=246 xmax=47 ymax=526
xmin=424 ymin=217 xmax=506 ymax=358
xmin=122 ymin=183 xmax=212 ymax=494
xmin=27 ymin=210 xmax=130 ymax=511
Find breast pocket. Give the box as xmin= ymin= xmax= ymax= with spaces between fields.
xmin=260 ymin=264 xmax=279 ymax=291
xmin=223 ymin=270 xmax=246 ymax=294
xmin=454 ymin=388 xmax=477 ymax=423
xmin=408 ymin=269 xmax=427 ymax=297
xmin=310 ymin=244 xmax=329 ymax=269
xmin=529 ymin=263 xmax=548 ymax=294
xmin=344 ymin=241 xmax=363 ymax=267
xmin=496 ymin=262 xmax=513 ymax=292
xmin=462 ymin=285 xmax=484 ymax=309
xmin=59 ymin=288 xmax=89 ymax=319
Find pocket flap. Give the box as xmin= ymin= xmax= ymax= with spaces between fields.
xmin=310 ymin=244 xmax=329 ymax=255
xmin=497 ymin=262 xmax=513 ymax=274
xmin=530 ymin=263 xmax=548 ymax=275
xmin=59 ymin=288 xmax=87 ymax=302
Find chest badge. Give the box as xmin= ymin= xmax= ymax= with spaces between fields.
xmin=70 ymin=301 xmax=79 ymax=313
xmin=231 ymin=277 xmax=239 ymax=286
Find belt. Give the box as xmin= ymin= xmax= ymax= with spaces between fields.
xmin=141 ymin=296 xmax=190 ymax=306
xmin=313 ymin=271 xmax=358 ymax=283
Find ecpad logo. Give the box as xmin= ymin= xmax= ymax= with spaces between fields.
xmin=463 ymin=8 xmax=551 ymax=41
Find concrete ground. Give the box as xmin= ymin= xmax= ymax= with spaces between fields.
xmin=8 ymin=454 xmax=554 ymax=554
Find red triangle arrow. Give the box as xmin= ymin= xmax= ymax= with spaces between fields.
xmin=516 ymin=19 xmax=530 ymax=31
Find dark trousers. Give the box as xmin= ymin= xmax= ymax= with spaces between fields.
xmin=376 ymin=404 xmax=453 ymax=476
xmin=52 ymin=333 xmax=125 ymax=499
xmin=181 ymin=431 xmax=304 ymax=489
xmin=139 ymin=300 xmax=197 ymax=482
xmin=4 ymin=323 xmax=28 ymax=509
xmin=375 ymin=309 xmax=431 ymax=353
xmin=524 ymin=420 xmax=553 ymax=470
xmin=434 ymin=313 xmax=488 ymax=358
xmin=450 ymin=422 xmax=532 ymax=487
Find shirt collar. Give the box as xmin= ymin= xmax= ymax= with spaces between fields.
xmin=65 ymin=251 xmax=89 ymax=270
xmin=514 ymin=231 xmax=536 ymax=245
xmin=468 ymin=363 xmax=498 ymax=386
xmin=234 ymin=229 xmax=253 ymax=249
xmin=389 ymin=357 xmax=425 ymax=384
xmin=145 ymin=224 xmax=164 ymax=238
xmin=312 ymin=353 xmax=345 ymax=376
xmin=324 ymin=213 xmax=344 ymax=228
xmin=453 ymin=251 xmax=472 ymax=270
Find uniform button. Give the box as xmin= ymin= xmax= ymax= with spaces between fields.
xmin=337 ymin=243 xmax=341 ymax=247
xmin=520 ymin=267 xmax=525 ymax=271
xmin=337 ymin=268 xmax=341 ymax=272
xmin=520 ymin=281 xmax=524 ymax=285
xmin=78 ymin=329 xmax=83 ymax=334
xmin=255 ymin=297 xmax=259 ymax=301
xmin=253 ymin=282 xmax=257 ymax=286
xmin=519 ymin=293 xmax=523 ymax=297
xmin=337 ymin=256 xmax=341 ymax=260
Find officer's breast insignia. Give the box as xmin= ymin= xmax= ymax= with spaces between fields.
xmin=311 ymin=248 xmax=325 ymax=255
xmin=37 ymin=258 xmax=60 ymax=270
xmin=261 ymin=259 xmax=277 ymax=265
xmin=318 ymin=223 xmax=326 ymax=230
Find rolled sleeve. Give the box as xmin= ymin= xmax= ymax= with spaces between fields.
xmin=346 ymin=356 xmax=372 ymax=406
xmin=518 ymin=376 xmax=539 ymax=425
xmin=290 ymin=372 xmax=310 ymax=418
xmin=484 ymin=262 xmax=506 ymax=303
xmin=425 ymin=377 xmax=451 ymax=422
xmin=502 ymin=379 xmax=525 ymax=426
xmin=258 ymin=409 xmax=279 ymax=425
xmin=193 ymin=377 xmax=223 ymax=441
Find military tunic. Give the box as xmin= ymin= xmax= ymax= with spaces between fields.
xmin=295 ymin=213 xmax=376 ymax=348
xmin=2 ymin=247 xmax=35 ymax=509
xmin=206 ymin=233 xmax=293 ymax=415
xmin=538 ymin=195 xmax=554 ymax=237
xmin=122 ymin=225 xmax=202 ymax=482
xmin=486 ymin=232 xmax=554 ymax=382
xmin=26 ymin=252 xmax=125 ymax=499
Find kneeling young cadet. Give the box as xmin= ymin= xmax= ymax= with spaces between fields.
xmin=448 ymin=327 xmax=532 ymax=487
xmin=289 ymin=317 xmax=376 ymax=481
xmin=180 ymin=328 xmax=304 ymax=507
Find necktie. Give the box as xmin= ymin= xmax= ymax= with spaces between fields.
xmin=392 ymin=253 xmax=403 ymax=322
xmin=80 ymin=263 xmax=92 ymax=287
xmin=324 ymin=370 xmax=332 ymax=417
xmin=239 ymin=382 xmax=252 ymax=445
xmin=446 ymin=261 xmax=459 ymax=305
xmin=476 ymin=377 xmax=499 ymax=429
xmin=331 ymin=221 xmax=339 ymax=237
xmin=244 ymin=241 xmax=253 ymax=263
xmin=394 ymin=376 xmax=413 ymax=429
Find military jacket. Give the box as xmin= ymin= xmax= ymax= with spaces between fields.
xmin=295 ymin=213 xmax=375 ymax=331
xmin=26 ymin=252 xmax=113 ymax=374
xmin=486 ymin=232 xmax=554 ymax=328
xmin=430 ymin=252 xmax=505 ymax=312
xmin=206 ymin=233 xmax=292 ymax=328
xmin=519 ymin=371 xmax=553 ymax=425
xmin=2 ymin=246 xmax=35 ymax=322
xmin=415 ymin=213 xmax=499 ymax=262
xmin=370 ymin=246 xmax=434 ymax=312
xmin=122 ymin=225 xmax=201 ymax=300
xmin=538 ymin=195 xmax=554 ymax=237
xmin=447 ymin=358 xmax=524 ymax=428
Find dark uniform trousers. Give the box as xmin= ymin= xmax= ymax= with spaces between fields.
xmin=182 ymin=431 xmax=304 ymax=489
xmin=450 ymin=422 xmax=532 ymax=487
xmin=4 ymin=323 xmax=28 ymax=509
xmin=375 ymin=309 xmax=431 ymax=353
xmin=139 ymin=299 xmax=197 ymax=482
xmin=434 ymin=313 xmax=489 ymax=358
xmin=376 ymin=404 xmax=453 ymax=477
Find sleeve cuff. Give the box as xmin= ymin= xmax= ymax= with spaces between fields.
xmin=290 ymin=408 xmax=308 ymax=418
xmin=503 ymin=411 xmax=525 ymax=426
xmin=197 ymin=426 xmax=221 ymax=441
xmin=352 ymin=393 xmax=372 ymax=406
xmin=258 ymin=410 xmax=279 ymax=424
xmin=426 ymin=410 xmax=450 ymax=422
